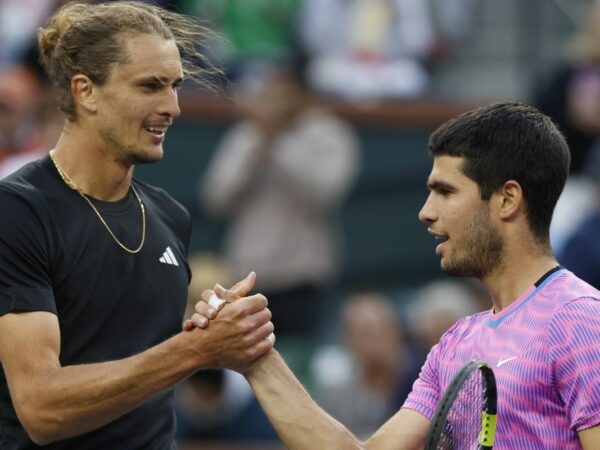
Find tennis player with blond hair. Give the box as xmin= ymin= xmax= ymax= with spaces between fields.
xmin=0 ymin=2 xmax=273 ymax=448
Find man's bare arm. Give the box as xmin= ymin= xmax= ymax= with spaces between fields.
xmin=198 ymin=280 xmax=430 ymax=450
xmin=579 ymin=425 xmax=600 ymax=449
xmin=246 ymin=348 xmax=364 ymax=449
xmin=0 ymin=288 xmax=272 ymax=445
xmin=245 ymin=349 xmax=430 ymax=450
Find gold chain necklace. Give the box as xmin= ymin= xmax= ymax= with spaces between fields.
xmin=49 ymin=149 xmax=146 ymax=254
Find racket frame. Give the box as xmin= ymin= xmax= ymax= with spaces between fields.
xmin=424 ymin=359 xmax=497 ymax=450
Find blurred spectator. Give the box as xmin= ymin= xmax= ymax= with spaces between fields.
xmin=179 ymin=0 xmax=302 ymax=89
xmin=0 ymin=0 xmax=57 ymax=67
xmin=175 ymin=252 xmax=278 ymax=443
xmin=0 ymin=0 xmax=65 ymax=178
xmin=175 ymin=368 xmax=279 ymax=443
xmin=550 ymin=166 xmax=597 ymax=254
xmin=0 ymin=65 xmax=39 ymax=158
xmin=199 ymin=60 xmax=361 ymax=339
xmin=0 ymin=64 xmax=62 ymax=178
xmin=428 ymin=0 xmax=479 ymax=45
xmin=297 ymin=0 xmax=436 ymax=101
xmin=309 ymin=292 xmax=420 ymax=439
xmin=531 ymin=1 xmax=600 ymax=251
xmin=532 ymin=0 xmax=600 ymax=176
xmin=405 ymin=279 xmax=482 ymax=363
xmin=559 ymin=142 xmax=600 ymax=290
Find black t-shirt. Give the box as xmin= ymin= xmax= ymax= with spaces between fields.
xmin=0 ymin=156 xmax=191 ymax=449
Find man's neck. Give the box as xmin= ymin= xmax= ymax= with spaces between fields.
xmin=483 ymin=252 xmax=559 ymax=313
xmin=52 ymin=128 xmax=133 ymax=201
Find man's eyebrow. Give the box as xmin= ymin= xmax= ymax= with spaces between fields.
xmin=427 ymin=179 xmax=454 ymax=191
xmin=139 ymin=75 xmax=184 ymax=85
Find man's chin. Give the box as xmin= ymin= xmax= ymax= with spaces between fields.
xmin=133 ymin=149 xmax=164 ymax=164
xmin=441 ymin=262 xmax=472 ymax=278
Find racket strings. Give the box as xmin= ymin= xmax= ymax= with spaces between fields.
xmin=438 ymin=370 xmax=484 ymax=449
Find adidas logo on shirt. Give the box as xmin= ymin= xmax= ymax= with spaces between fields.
xmin=159 ymin=246 xmax=179 ymax=266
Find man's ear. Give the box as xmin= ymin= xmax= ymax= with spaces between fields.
xmin=71 ymin=74 xmax=97 ymax=114
xmin=497 ymin=180 xmax=523 ymax=220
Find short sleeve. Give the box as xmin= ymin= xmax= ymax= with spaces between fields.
xmin=549 ymin=299 xmax=600 ymax=431
xmin=402 ymin=341 xmax=443 ymax=419
xmin=0 ymin=188 xmax=56 ymax=316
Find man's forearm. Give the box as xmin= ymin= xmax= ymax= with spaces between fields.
xmin=17 ymin=331 xmax=199 ymax=445
xmin=245 ymin=349 xmax=364 ymax=450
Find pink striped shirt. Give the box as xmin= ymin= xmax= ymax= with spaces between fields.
xmin=403 ymin=269 xmax=600 ymax=449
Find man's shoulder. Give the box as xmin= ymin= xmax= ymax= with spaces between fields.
xmin=0 ymin=157 xmax=54 ymax=209
xmin=539 ymin=270 xmax=600 ymax=331
xmin=0 ymin=155 xmax=52 ymax=192
xmin=546 ymin=269 xmax=600 ymax=302
xmin=0 ymin=157 xmax=79 ymax=243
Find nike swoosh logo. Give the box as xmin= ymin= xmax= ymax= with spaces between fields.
xmin=496 ymin=356 xmax=517 ymax=367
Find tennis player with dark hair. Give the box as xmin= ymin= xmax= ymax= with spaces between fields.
xmin=194 ymin=101 xmax=600 ymax=448
xmin=0 ymin=2 xmax=274 ymax=448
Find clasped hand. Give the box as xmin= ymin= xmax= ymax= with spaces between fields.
xmin=182 ymin=271 xmax=276 ymax=372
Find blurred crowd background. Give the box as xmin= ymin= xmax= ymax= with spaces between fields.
xmin=2 ymin=0 xmax=600 ymax=448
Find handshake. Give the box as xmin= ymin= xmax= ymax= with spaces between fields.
xmin=181 ymin=272 xmax=276 ymax=374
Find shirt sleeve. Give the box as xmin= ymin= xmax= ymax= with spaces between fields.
xmin=402 ymin=339 xmax=443 ymax=419
xmin=0 ymin=188 xmax=56 ymax=316
xmin=401 ymin=316 xmax=476 ymax=419
xmin=549 ymin=298 xmax=600 ymax=431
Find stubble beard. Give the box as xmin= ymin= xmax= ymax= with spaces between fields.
xmin=100 ymin=129 xmax=164 ymax=165
xmin=441 ymin=208 xmax=504 ymax=279
xmin=131 ymin=148 xmax=163 ymax=164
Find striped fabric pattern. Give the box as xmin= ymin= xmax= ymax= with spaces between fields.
xmin=404 ymin=269 xmax=600 ymax=449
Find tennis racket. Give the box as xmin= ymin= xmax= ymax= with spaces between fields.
xmin=424 ymin=360 xmax=497 ymax=450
